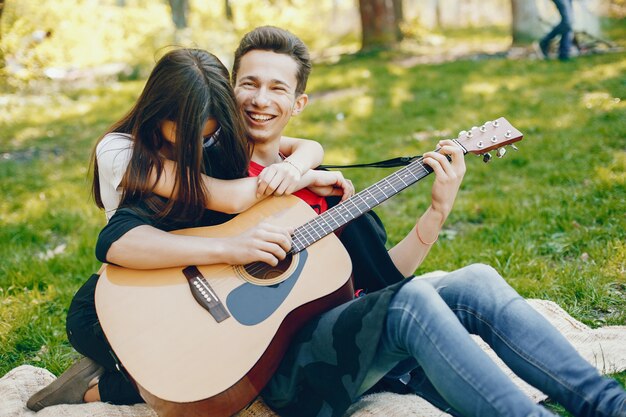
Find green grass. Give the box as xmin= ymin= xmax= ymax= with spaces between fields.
xmin=1 ymin=21 xmax=625 ymax=413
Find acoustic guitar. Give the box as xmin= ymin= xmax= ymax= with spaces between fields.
xmin=95 ymin=117 xmax=523 ymax=416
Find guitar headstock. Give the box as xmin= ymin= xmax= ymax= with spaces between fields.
xmin=453 ymin=117 xmax=523 ymax=162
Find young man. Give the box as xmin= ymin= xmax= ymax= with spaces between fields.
xmin=228 ymin=26 xmax=626 ymax=417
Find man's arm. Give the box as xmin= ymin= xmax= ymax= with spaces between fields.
xmin=388 ymin=140 xmax=466 ymax=276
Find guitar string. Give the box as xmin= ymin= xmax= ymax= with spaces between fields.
xmin=290 ymin=157 xmax=430 ymax=250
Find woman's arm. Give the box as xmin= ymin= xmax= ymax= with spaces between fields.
xmin=152 ymin=137 xmax=324 ymax=211
xmin=388 ymin=140 xmax=466 ymax=276
xmin=105 ymin=224 xmax=292 ymax=269
xmin=151 ymin=160 xmax=265 ymax=214
xmin=256 ymin=136 xmax=325 ymax=197
xmin=98 ymin=210 xmax=293 ymax=269
xmin=278 ymin=136 xmax=324 ymax=172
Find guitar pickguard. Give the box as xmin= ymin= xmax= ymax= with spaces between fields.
xmin=226 ymin=250 xmax=308 ymax=326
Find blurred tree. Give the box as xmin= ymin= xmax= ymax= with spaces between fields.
xmin=168 ymin=0 xmax=188 ymax=29
xmin=393 ymin=0 xmax=404 ymax=40
xmin=511 ymin=0 xmax=542 ymax=44
xmin=0 ymin=0 xmax=4 ymax=74
xmin=225 ymin=0 xmax=233 ymax=21
xmin=359 ymin=0 xmax=401 ymax=50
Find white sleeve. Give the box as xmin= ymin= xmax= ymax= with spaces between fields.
xmin=96 ymin=133 xmax=133 ymax=219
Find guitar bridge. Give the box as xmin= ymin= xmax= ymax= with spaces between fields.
xmin=183 ymin=266 xmax=230 ymax=323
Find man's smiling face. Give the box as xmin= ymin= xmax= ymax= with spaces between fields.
xmin=234 ymin=50 xmax=307 ymax=144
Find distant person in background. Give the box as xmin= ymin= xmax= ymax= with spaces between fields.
xmin=539 ymin=0 xmax=574 ymax=61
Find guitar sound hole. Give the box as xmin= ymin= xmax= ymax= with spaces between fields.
xmin=243 ymin=254 xmax=293 ymax=280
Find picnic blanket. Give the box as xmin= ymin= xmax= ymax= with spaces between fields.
xmin=2 ymin=299 xmax=625 ymax=417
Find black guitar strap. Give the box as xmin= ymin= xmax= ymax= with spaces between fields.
xmin=319 ymin=155 xmax=421 ymax=169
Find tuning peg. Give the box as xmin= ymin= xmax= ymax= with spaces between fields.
xmin=511 ymin=144 xmax=519 ymax=151
xmin=497 ymin=147 xmax=507 ymax=158
xmin=483 ymin=153 xmax=492 ymax=163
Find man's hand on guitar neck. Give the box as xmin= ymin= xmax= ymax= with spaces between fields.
xmin=422 ymin=139 xmax=466 ymax=222
xmin=388 ymin=139 xmax=466 ymax=278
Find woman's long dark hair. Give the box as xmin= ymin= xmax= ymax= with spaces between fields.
xmin=92 ymin=48 xmax=250 ymax=222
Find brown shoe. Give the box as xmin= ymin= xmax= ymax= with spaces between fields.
xmin=27 ymin=357 xmax=104 ymax=411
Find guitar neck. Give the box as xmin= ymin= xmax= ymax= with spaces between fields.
xmin=290 ymin=117 xmax=523 ymax=253
xmin=291 ymin=156 xmax=436 ymax=253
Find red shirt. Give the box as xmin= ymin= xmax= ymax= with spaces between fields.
xmin=248 ymin=161 xmax=328 ymax=214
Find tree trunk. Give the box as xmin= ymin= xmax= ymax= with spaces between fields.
xmin=168 ymin=0 xmax=189 ymax=30
xmin=0 ymin=0 xmax=5 ymax=73
xmin=0 ymin=0 xmax=4 ymax=40
xmin=434 ymin=0 xmax=443 ymax=29
xmin=225 ymin=0 xmax=233 ymax=21
xmin=359 ymin=0 xmax=401 ymax=50
xmin=511 ymin=0 xmax=542 ymax=44
xmin=393 ymin=0 xmax=404 ymax=40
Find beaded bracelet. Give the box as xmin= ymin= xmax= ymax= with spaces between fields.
xmin=283 ymin=159 xmax=304 ymax=175
xmin=415 ymin=222 xmax=439 ymax=245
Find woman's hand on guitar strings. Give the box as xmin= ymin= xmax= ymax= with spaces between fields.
xmin=221 ymin=222 xmax=293 ymax=266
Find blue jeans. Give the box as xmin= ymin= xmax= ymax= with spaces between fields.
xmin=361 ymin=264 xmax=626 ymax=417
xmin=541 ymin=0 xmax=574 ymax=59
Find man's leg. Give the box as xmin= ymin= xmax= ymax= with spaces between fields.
xmin=362 ymin=276 xmax=556 ymax=416
xmin=426 ymin=264 xmax=626 ymax=417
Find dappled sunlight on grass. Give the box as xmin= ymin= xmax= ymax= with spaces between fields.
xmin=308 ymin=66 xmax=372 ymax=92
xmin=324 ymin=147 xmax=357 ymax=165
xmin=581 ymin=91 xmax=624 ymax=111
xmin=600 ymin=240 xmax=626 ymax=284
xmin=462 ymin=81 xmax=500 ymax=97
xmin=0 ymin=82 xmax=143 ymax=151
xmin=348 ymin=94 xmax=374 ymax=118
xmin=578 ymin=60 xmax=626 ymax=84
xmin=389 ymin=81 xmax=414 ymax=109
xmin=595 ymin=151 xmax=626 ymax=185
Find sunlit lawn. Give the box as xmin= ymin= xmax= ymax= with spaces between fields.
xmin=1 ymin=21 xmax=624 ymax=414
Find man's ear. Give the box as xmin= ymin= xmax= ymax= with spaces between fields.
xmin=291 ymin=93 xmax=308 ymax=116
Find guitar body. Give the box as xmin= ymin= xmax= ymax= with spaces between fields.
xmin=95 ymin=196 xmax=354 ymax=417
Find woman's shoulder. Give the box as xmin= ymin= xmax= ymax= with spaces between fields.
xmin=96 ymin=132 xmax=133 ymax=156
xmin=96 ymin=132 xmax=134 ymax=181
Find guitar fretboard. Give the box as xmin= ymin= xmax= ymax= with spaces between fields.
xmin=290 ymin=157 xmax=434 ymax=253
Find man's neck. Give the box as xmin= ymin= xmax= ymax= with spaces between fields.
xmin=250 ymin=138 xmax=282 ymax=167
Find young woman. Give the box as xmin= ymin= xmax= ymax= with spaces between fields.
xmin=27 ymin=47 xmax=350 ymax=411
